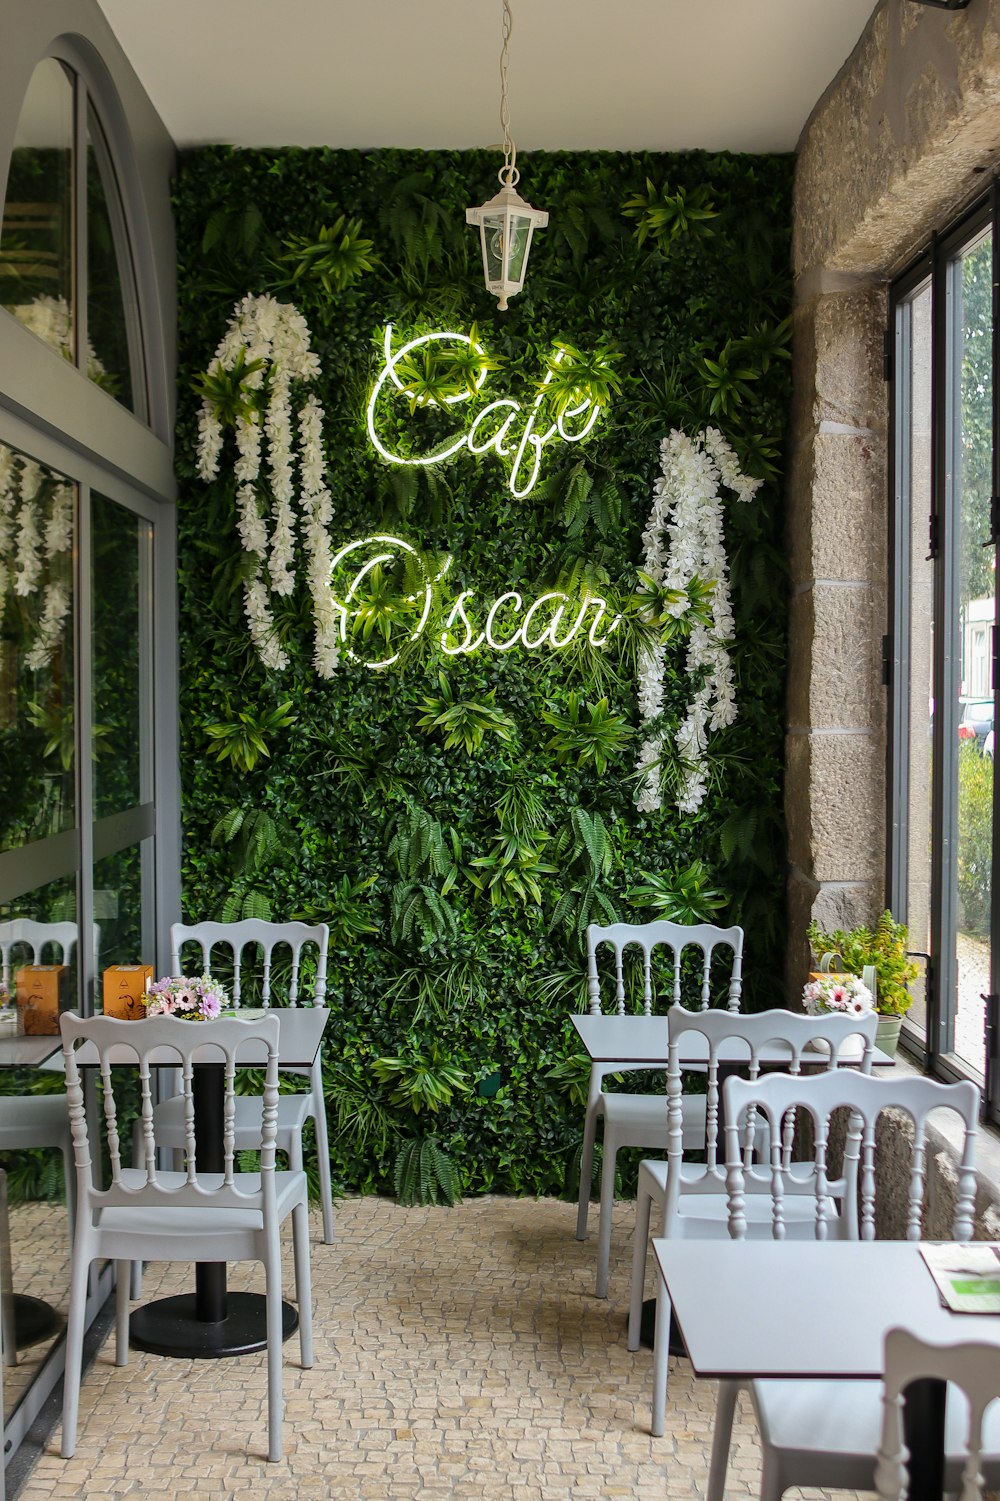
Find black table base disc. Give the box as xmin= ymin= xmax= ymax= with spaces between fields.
xmin=13 ymin=1294 xmax=62 ymax=1350
xmin=129 ymin=1293 xmax=298 ymax=1359
xmin=636 ymin=1297 xmax=688 ymax=1358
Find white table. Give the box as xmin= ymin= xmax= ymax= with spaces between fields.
xmin=74 ymin=1007 xmax=330 ymax=1358
xmin=571 ymin=1012 xmax=894 ymax=1067
xmin=653 ymin=1239 xmax=997 ymax=1501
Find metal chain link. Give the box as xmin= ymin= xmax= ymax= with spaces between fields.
xmin=499 ymin=0 xmax=519 ymax=186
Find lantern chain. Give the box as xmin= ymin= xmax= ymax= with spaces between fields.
xmin=499 ymin=0 xmax=519 ymax=187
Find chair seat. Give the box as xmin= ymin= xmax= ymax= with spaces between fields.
xmin=597 ymin=1090 xmax=707 ymax=1148
xmin=753 ymin=1377 xmax=1000 ymax=1483
xmin=639 ymin=1158 xmax=846 ymax=1238
xmin=0 ymin=1092 xmax=70 ymax=1146
xmin=97 ymin=1168 xmax=306 ymax=1239
xmin=152 ymin=1090 xmax=312 ymax=1145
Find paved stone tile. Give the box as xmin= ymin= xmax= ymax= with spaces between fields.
xmin=19 ymin=1197 xmax=871 ymax=1499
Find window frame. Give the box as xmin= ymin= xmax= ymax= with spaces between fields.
xmin=889 ymin=191 xmax=1000 ymax=1118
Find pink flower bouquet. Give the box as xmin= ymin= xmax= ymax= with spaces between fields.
xmin=802 ymin=973 xmax=874 ymax=1018
xmin=145 ymin=974 xmax=231 ymax=1021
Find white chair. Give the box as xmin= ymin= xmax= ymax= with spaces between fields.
xmin=706 ymin=1069 xmax=981 ymax=1501
xmin=576 ymin=919 xmax=744 ymax=1298
xmin=150 ymin=920 xmax=333 ymax=1245
xmin=629 ymin=1004 xmax=878 ymax=1437
xmin=0 ymin=919 xmax=100 ymax=1249
xmin=60 ymin=1011 xmax=314 ymax=1463
xmin=875 ymin=1330 xmax=1000 ymax=1501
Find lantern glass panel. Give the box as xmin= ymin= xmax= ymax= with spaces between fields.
xmin=506 ymin=214 xmax=531 ymax=282
xmin=482 ymin=212 xmax=507 ymax=283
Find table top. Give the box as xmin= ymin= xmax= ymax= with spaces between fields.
xmin=0 ymin=1034 xmax=64 ymax=1068
xmin=571 ymin=1012 xmax=892 ymax=1068
xmin=71 ymin=1007 xmax=330 ymax=1069
xmin=652 ymin=1239 xmax=1000 ymax=1380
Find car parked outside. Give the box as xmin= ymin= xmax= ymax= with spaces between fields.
xmin=958 ymin=698 xmax=995 ymax=750
xmin=985 ymin=729 xmax=995 ymax=761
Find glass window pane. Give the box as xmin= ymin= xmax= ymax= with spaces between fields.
xmin=0 ymin=442 xmax=76 ymax=852
xmin=0 ymin=872 xmax=77 ymax=1420
xmin=94 ymin=839 xmax=153 ymax=1008
xmin=91 ymin=492 xmax=150 ymax=818
xmin=954 ymin=231 xmax=993 ymax=1078
xmin=0 ymin=59 xmax=74 ymax=358
xmin=901 ymin=282 xmax=933 ymax=1039
xmin=86 ymin=105 xmax=140 ymax=411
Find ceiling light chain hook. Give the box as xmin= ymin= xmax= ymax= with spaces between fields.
xmin=498 ymin=0 xmax=519 ymax=188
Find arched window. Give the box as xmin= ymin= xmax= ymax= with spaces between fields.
xmin=0 ymin=54 xmax=145 ymax=416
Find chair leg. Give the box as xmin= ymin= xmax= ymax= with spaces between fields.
xmin=627 ymin=1178 xmax=654 ymax=1352
xmin=60 ymin=1139 xmax=76 ymax=1259
xmin=576 ymin=1070 xmax=603 ymax=1241
xmin=0 ymin=1174 xmax=16 ymax=1368
xmin=310 ymin=1060 xmax=335 ymax=1245
xmin=61 ymin=1245 xmax=92 ymax=1458
xmin=706 ymin=1380 xmax=740 ymax=1501
xmin=264 ymin=1235 xmax=284 ymax=1462
xmin=291 ymin=1199 xmax=314 ymax=1369
xmin=595 ymin=1122 xmax=618 ymax=1299
xmin=650 ymin=1266 xmax=673 ymax=1439
xmin=114 ymin=1262 xmax=130 ymax=1366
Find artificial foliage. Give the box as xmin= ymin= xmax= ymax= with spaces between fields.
xmin=173 ymin=144 xmax=792 ymax=1202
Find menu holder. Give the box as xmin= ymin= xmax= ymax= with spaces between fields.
xmin=920 ymin=1243 xmax=1000 ymax=1313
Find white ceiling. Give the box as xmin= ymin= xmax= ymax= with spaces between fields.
xmin=95 ymin=0 xmax=879 ymax=154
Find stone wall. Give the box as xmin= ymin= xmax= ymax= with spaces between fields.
xmin=786 ymin=0 xmax=1000 ymax=992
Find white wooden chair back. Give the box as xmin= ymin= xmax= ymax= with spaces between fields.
xmin=0 ymin=919 xmax=100 ymax=986
xmin=586 ymin=920 xmax=744 ymax=1016
xmin=875 ymin=1329 xmax=1000 ymax=1501
xmin=663 ymin=1005 xmax=878 ymax=1226
xmin=170 ymin=919 xmax=329 ymax=1008
xmin=722 ymin=1070 xmax=980 ymax=1243
xmin=60 ymin=1012 xmax=281 ymax=1217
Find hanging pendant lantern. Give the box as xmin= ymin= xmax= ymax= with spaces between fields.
xmin=466 ymin=0 xmax=547 ymax=311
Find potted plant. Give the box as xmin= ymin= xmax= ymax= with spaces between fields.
xmin=805 ymin=911 xmax=919 ymax=1058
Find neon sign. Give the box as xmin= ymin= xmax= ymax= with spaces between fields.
xmin=329 ymin=534 xmax=621 ymax=669
xmin=366 ymin=326 xmax=605 ymax=499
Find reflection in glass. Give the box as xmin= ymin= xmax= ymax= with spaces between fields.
xmin=0 ymin=59 xmax=74 ymax=357
xmin=86 ymin=105 xmax=139 ymax=410
xmin=0 ymin=872 xmax=77 ymax=1420
xmin=0 ymin=441 xmax=76 ymax=852
xmin=93 ymin=840 xmax=149 ymax=984
xmin=954 ymin=232 xmax=994 ymax=1077
xmin=902 ymin=282 xmax=933 ymax=1039
xmin=92 ymin=493 xmax=149 ymax=818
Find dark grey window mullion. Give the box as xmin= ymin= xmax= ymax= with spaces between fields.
xmin=889 ymin=299 xmax=913 ymax=919
xmin=77 ymin=481 xmax=95 ymax=1015
xmin=987 ymin=184 xmax=1000 ymax=1122
xmin=937 ymin=252 xmax=966 ymax=1062
xmin=72 ymin=68 xmax=88 ymax=381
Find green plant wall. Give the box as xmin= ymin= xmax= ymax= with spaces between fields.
xmin=174 ymin=145 xmax=792 ymax=1201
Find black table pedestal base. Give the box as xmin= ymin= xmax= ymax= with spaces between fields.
xmin=129 ymin=1292 xmax=298 ymax=1359
xmin=636 ymin=1297 xmax=688 ymax=1357
xmin=13 ymin=1294 xmax=62 ymax=1349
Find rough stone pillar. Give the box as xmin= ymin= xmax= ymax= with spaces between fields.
xmin=785 ymin=274 xmax=887 ymax=995
xmin=784 ymin=0 xmax=1000 ymax=994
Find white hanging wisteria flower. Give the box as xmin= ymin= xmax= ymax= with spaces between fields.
xmin=634 ymin=427 xmax=762 ymax=815
xmin=195 ymin=294 xmax=337 ymax=675
xmin=0 ymin=450 xmax=74 ymax=668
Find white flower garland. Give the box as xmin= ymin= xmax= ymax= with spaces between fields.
xmin=196 ymin=294 xmax=339 ymax=676
xmin=635 ymin=427 xmax=761 ymax=815
xmin=0 ymin=446 xmax=74 ymax=671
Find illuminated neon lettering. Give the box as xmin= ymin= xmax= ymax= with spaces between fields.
xmin=366 ymin=327 xmax=609 ymax=498
xmin=329 ymin=534 xmax=622 ymax=668
xmin=484 ymin=592 xmax=524 ymax=652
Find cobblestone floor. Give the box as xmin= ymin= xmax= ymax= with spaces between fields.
xmin=21 ymin=1195 xmax=870 ymax=1500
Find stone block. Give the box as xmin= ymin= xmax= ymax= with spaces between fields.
xmin=786 ymin=583 xmax=873 ymax=731
xmin=785 ymin=730 xmax=883 ymax=883
xmin=810 ymin=431 xmax=881 ymax=581
xmin=811 ymin=287 xmax=884 ymax=432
